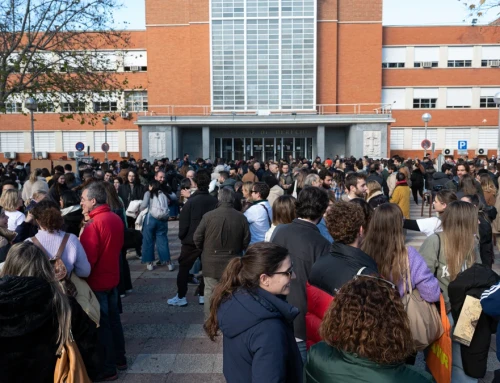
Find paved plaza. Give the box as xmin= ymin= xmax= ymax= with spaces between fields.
xmin=117 ymin=200 xmax=500 ymax=383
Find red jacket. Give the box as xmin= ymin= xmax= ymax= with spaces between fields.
xmin=305 ymin=282 xmax=334 ymax=349
xmin=80 ymin=204 xmax=124 ymax=292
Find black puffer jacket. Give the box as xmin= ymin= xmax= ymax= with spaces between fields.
xmin=0 ymin=276 xmax=101 ymax=382
xmin=448 ymin=264 xmax=500 ymax=378
xmin=118 ymin=183 xmax=146 ymax=209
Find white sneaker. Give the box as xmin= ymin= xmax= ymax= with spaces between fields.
xmin=168 ymin=295 xmax=188 ymax=307
xmin=168 ymin=263 xmax=175 ymax=271
xmin=147 ymin=263 xmax=154 ymax=271
xmin=198 ymin=296 xmax=205 ymax=305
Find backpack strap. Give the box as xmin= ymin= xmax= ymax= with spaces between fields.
xmin=31 ymin=236 xmax=49 ymax=257
xmin=357 ymin=267 xmax=367 ymax=276
xmin=55 ymin=233 xmax=70 ymax=260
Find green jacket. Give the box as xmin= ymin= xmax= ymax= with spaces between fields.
xmin=305 ymin=342 xmax=435 ymax=383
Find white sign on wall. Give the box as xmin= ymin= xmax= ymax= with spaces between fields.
xmin=148 ymin=132 xmax=166 ymax=159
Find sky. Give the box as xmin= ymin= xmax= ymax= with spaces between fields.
xmin=111 ymin=0 xmax=499 ymax=30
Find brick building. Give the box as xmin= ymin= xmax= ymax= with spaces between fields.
xmin=1 ymin=0 xmax=500 ymax=162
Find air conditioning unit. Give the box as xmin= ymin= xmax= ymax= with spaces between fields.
xmin=120 ymin=111 xmax=130 ymax=119
xmin=476 ymin=148 xmax=487 ymax=155
xmin=3 ymin=152 xmax=16 ymax=159
xmin=67 ymin=151 xmax=76 ymax=159
xmin=119 ymin=151 xmax=129 ymax=158
xmin=35 ymin=151 xmax=48 ymax=159
xmin=442 ymin=148 xmax=454 ymax=156
xmin=422 ymin=61 xmax=433 ymax=68
xmin=488 ymin=60 xmax=500 ymax=67
xmin=130 ymin=66 xmax=140 ymax=71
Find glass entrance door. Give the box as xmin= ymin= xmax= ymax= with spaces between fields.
xmin=264 ymin=138 xmax=275 ymax=161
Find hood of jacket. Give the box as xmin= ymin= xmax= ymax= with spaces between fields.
xmin=61 ymin=205 xmax=82 ymax=217
xmin=366 ymin=190 xmax=383 ymax=202
xmin=433 ymin=172 xmax=451 ymax=181
xmin=218 ymin=287 xmax=299 ymax=339
xmin=0 ymin=276 xmax=54 ymax=337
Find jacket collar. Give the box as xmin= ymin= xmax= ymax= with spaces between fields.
xmin=217 ymin=202 xmax=234 ymax=209
xmin=366 ymin=190 xmax=383 ymax=201
xmin=337 ymin=347 xmax=401 ymax=369
xmin=61 ymin=205 xmax=82 ymax=216
xmin=250 ymin=287 xmax=299 ymax=323
xmin=292 ymin=218 xmax=320 ymax=232
xmin=330 ymin=242 xmax=378 ymax=271
xmin=89 ymin=204 xmax=111 ymax=219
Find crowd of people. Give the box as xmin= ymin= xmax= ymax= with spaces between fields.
xmin=0 ymin=152 xmax=500 ymax=382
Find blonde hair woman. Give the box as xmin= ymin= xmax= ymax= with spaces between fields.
xmin=0 ymin=189 xmax=24 ymax=231
xmin=399 ymin=166 xmax=411 ymax=187
xmin=365 ymin=180 xmax=387 ymax=209
xmin=419 ymin=201 xmax=480 ymax=380
xmin=21 ymin=168 xmax=49 ymax=204
xmin=241 ymin=181 xmax=255 ymax=213
xmin=479 ymin=173 xmax=497 ymax=207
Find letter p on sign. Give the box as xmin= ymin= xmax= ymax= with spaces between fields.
xmin=458 ymin=141 xmax=468 ymax=150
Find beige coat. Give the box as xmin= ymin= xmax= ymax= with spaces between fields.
xmin=267 ymin=185 xmax=284 ymax=208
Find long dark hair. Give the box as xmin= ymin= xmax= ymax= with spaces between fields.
xmin=204 ymin=242 xmax=289 ymax=341
xmin=102 ymin=181 xmax=122 ymax=211
xmin=149 ymin=180 xmax=161 ymax=199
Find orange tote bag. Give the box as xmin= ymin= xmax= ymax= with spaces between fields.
xmin=426 ymin=294 xmax=452 ymax=383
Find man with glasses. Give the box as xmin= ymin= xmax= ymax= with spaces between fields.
xmin=271 ymin=186 xmax=331 ymax=363
xmin=306 ymin=201 xmax=378 ymax=349
xmin=243 ymin=182 xmax=272 ymax=245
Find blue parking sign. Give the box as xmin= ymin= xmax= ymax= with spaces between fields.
xmin=458 ymin=141 xmax=468 ymax=150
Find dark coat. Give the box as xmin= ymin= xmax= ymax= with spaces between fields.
xmin=430 ymin=172 xmax=452 ymax=192
xmin=178 ymin=191 xmax=218 ymax=245
xmin=0 ymin=276 xmax=101 ymax=382
xmin=478 ymin=214 xmax=494 ymax=267
xmin=118 ymin=183 xmax=146 ymax=209
xmin=448 ymin=263 xmax=500 ymax=378
xmin=410 ymin=168 xmax=425 ymax=189
xmin=271 ymin=219 xmax=331 ymax=340
xmin=193 ymin=203 xmax=250 ymax=279
xmin=218 ymin=288 xmax=303 ymax=383
xmin=306 ymin=342 xmax=434 ymax=383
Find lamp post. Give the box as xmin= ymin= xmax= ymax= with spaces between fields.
xmin=25 ymin=97 xmax=38 ymax=159
xmin=495 ymin=93 xmax=500 ymax=159
xmin=422 ymin=112 xmax=432 ymax=158
xmin=102 ymin=116 xmax=110 ymax=163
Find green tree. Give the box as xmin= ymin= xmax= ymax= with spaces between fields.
xmin=0 ymin=0 xmax=131 ymax=123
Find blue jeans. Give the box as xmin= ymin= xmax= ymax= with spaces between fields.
xmin=94 ymin=288 xmax=126 ymax=376
xmin=141 ymin=214 xmax=171 ymax=263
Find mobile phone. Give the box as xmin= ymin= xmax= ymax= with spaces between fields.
xmin=25 ymin=200 xmax=37 ymax=212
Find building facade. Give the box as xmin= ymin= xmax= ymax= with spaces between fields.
xmin=1 ymin=1 xmax=499 ymax=162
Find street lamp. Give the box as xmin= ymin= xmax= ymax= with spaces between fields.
xmin=102 ymin=116 xmax=110 ymax=163
xmin=25 ymin=97 xmax=38 ymax=159
xmin=422 ymin=112 xmax=432 ymax=158
xmin=494 ymin=92 xmax=500 ymax=158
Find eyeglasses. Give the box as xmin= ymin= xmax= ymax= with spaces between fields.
xmin=354 ymin=274 xmax=396 ymax=290
xmin=271 ymin=265 xmax=294 ymax=278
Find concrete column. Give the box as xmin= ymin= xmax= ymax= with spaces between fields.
xmin=54 ymin=131 xmax=63 ymax=152
xmin=439 ymin=46 xmax=448 ymax=68
xmin=471 ymin=87 xmax=481 ymax=109
xmin=117 ymin=131 xmax=126 ymax=152
xmin=172 ymin=126 xmax=179 ymax=160
xmin=437 ymin=127 xmax=446 ymax=149
xmin=473 ymin=46 xmax=482 ymax=68
xmin=405 ymin=88 xmax=413 ymax=109
xmin=202 ymin=126 xmax=210 ymax=159
xmin=403 ymin=128 xmax=413 ymax=150
xmin=317 ymin=125 xmax=325 ymax=160
xmin=437 ymin=88 xmax=447 ymax=109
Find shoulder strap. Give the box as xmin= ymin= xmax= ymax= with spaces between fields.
xmin=31 ymin=236 xmax=49 ymax=257
xmin=260 ymin=204 xmax=271 ymax=226
xmin=356 ymin=267 xmax=367 ymax=276
xmin=434 ymin=233 xmax=441 ymax=277
xmin=55 ymin=233 xmax=70 ymax=260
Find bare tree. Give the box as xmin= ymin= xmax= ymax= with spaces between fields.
xmin=460 ymin=0 xmax=500 ymax=18
xmin=0 ymin=0 xmax=131 ymax=123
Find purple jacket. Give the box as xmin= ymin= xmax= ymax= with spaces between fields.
xmin=396 ymin=246 xmax=440 ymax=303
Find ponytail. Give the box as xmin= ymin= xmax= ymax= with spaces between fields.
xmin=204 ymin=257 xmax=243 ymax=341
xmin=203 ymin=242 xmax=289 ymax=341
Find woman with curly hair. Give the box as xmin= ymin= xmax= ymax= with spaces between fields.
xmin=305 ymin=276 xmax=434 ymax=382
xmin=27 ymin=200 xmax=90 ymax=278
xmin=204 ymin=242 xmax=302 ymax=383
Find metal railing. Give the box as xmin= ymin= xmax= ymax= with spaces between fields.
xmin=136 ymin=103 xmax=393 ymax=117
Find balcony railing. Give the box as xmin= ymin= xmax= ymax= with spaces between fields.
xmin=136 ymin=103 xmax=393 ymax=117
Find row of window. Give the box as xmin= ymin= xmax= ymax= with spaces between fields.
xmin=390 ymin=128 xmax=498 ymax=150
xmin=5 ymin=91 xmax=148 ymax=114
xmin=7 ymin=50 xmax=147 ymax=74
xmin=0 ymin=131 xmax=139 ymax=153
xmin=382 ymin=46 xmax=500 ymax=69
xmin=382 ymin=88 xmax=500 ymax=110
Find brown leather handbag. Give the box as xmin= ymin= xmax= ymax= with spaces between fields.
xmin=54 ymin=330 xmax=92 ymax=383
